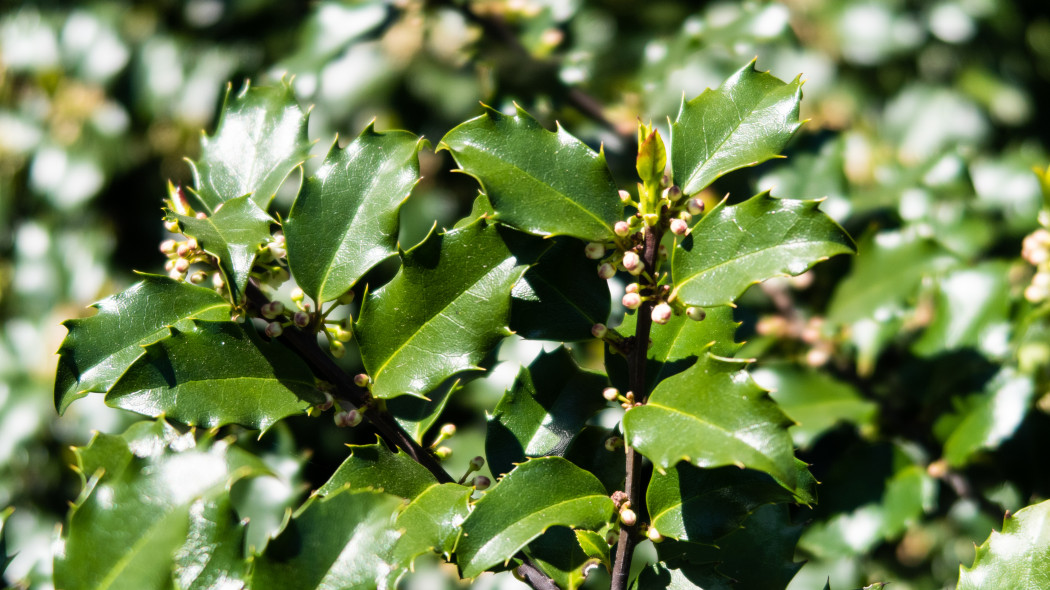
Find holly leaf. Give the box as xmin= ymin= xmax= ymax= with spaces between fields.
xmin=355 ymin=219 xmax=540 ymax=399
xmin=670 ymin=60 xmax=803 ymax=196
xmin=171 ymin=194 xmax=274 ymax=304
xmin=647 ymin=463 xmax=811 ymax=543
xmin=510 ymin=236 xmax=611 ymax=341
xmin=633 ymin=562 xmax=733 ymax=590
xmin=285 ymin=126 xmax=425 ymax=304
xmin=439 ymin=104 xmax=622 ymax=242
xmin=54 ymin=421 xmax=269 ymax=590
xmin=524 ymin=526 xmax=607 ymax=590
xmin=54 ymin=275 xmax=230 ymax=413
xmin=173 ymin=496 xmax=250 ymax=590
xmin=486 ymin=347 xmax=609 ymax=477
xmin=105 ymin=320 xmax=322 ymax=432
xmin=392 ymin=483 xmax=473 ymax=565
xmin=672 ymin=192 xmax=854 ymax=308
xmin=912 ymin=262 xmax=1012 ymax=358
xmin=317 ymin=442 xmax=437 ymax=500
xmin=189 ymin=81 xmax=311 ymax=213
xmin=958 ymin=499 xmax=1050 ymax=589
xmin=455 ymin=457 xmax=614 ymax=579
xmin=936 ymin=369 xmax=1035 ymax=468
xmin=606 ymin=306 xmax=739 ymax=396
xmin=387 ymin=379 xmax=461 ymax=444
xmin=252 ymin=488 xmax=405 ymax=590
xmin=622 ymin=350 xmax=800 ymax=494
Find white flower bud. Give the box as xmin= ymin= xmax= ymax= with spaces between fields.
xmin=603 ymin=387 xmax=619 ymax=401
xmin=622 ymin=251 xmax=641 ymax=272
xmin=261 ymin=301 xmax=285 ymax=319
xmin=176 ymin=241 xmax=192 ymax=257
xmin=164 ymin=219 xmax=180 ymax=233
xmin=160 ymin=239 xmax=177 ymax=254
xmin=473 ymin=475 xmax=491 ymax=490
xmin=164 ymin=259 xmax=176 ymax=272
xmin=188 ymin=271 xmax=207 ymax=285
xmin=293 ymin=311 xmax=311 ymax=328
xmin=330 ymin=340 xmax=346 ymax=358
xmin=620 ymin=508 xmax=637 ymax=526
xmin=619 ymin=189 xmax=632 ymax=203
xmin=678 ymin=211 xmax=692 ymax=223
xmin=598 ymin=263 xmax=616 ymax=280
xmin=195 ymin=211 xmax=207 ymax=219
xmin=686 ymin=307 xmax=706 ymax=321
xmin=290 ymin=287 xmax=305 ymax=302
xmin=625 ymin=283 xmax=639 ymax=294
xmin=440 ymin=423 xmax=457 ymax=437
xmin=168 ymin=268 xmax=183 ymax=280
xmin=591 ymin=323 xmax=608 ymax=339
xmin=173 ymin=258 xmax=190 ymax=273
xmin=334 ymin=409 xmax=362 ymax=427
xmin=647 ymin=527 xmax=664 ymax=543
xmin=651 ymin=303 xmax=672 ymax=324
xmin=622 ymin=292 xmax=642 ymax=309
xmin=687 ymin=198 xmax=705 ymax=215
xmin=434 ymin=446 xmax=453 ymax=460
xmin=265 ymin=322 xmax=284 ymax=338
xmin=212 ymin=273 xmax=225 ymax=289
xmin=354 ymin=373 xmax=371 ymax=388
xmin=614 ymin=221 xmax=631 ymax=237
xmin=670 ymin=218 xmax=689 ymax=236
xmin=585 ymin=242 xmax=606 ymax=259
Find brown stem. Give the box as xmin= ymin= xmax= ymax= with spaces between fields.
xmin=611 ymin=226 xmax=661 ymax=590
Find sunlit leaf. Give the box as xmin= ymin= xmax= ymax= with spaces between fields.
xmin=958 ymin=499 xmax=1050 ymax=589
xmin=936 ymin=369 xmax=1035 ymax=468
xmin=392 ymin=483 xmax=473 ymax=565
xmin=524 ymin=526 xmax=607 ymax=590
xmin=317 ymin=442 xmax=437 ymax=500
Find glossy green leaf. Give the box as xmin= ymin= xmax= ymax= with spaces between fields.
xmin=647 ymin=463 xmax=811 ymax=543
xmin=633 ymin=562 xmax=732 ymax=590
xmin=958 ymin=499 xmax=1050 ymax=589
xmin=189 ymin=81 xmax=311 ymax=213
xmin=171 ymin=194 xmax=274 ymax=304
xmin=606 ymin=306 xmax=739 ymax=396
xmin=524 ymin=526 xmax=606 ymax=590
xmin=55 ymin=421 xmax=269 ymax=590
xmin=387 ymin=379 xmax=461 ymax=444
xmin=455 ymin=457 xmax=614 ymax=579
xmin=882 ymin=465 xmax=936 ymax=539
xmin=54 ymin=275 xmax=231 ymax=413
xmin=937 ymin=369 xmax=1035 ymax=468
xmin=392 ymin=482 xmax=473 ymax=564
xmin=670 ymin=60 xmax=803 ymax=195
xmin=563 ymin=425 xmax=627 ymax=495
xmin=510 ymin=236 xmax=611 ymax=341
xmin=355 ymin=219 xmax=538 ymax=399
xmin=285 ymin=126 xmax=425 ymax=304
xmin=751 ymin=363 xmax=877 ymax=449
xmin=173 ymin=496 xmax=249 ymax=590
xmin=0 ymin=507 xmax=12 ymax=577
xmin=672 ymin=192 xmax=854 ymax=308
xmin=105 ymin=320 xmax=322 ymax=431
xmin=486 ymin=347 xmax=608 ymax=477
xmin=622 ymin=351 xmax=799 ymax=494
xmin=252 ymin=488 xmax=404 ymax=590
xmin=439 ymin=104 xmax=622 ymax=242
xmin=912 ymin=262 xmax=1012 ymax=358
xmin=317 ymin=442 xmax=437 ymax=500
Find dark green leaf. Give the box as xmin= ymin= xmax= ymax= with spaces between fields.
xmin=510 ymin=236 xmax=611 ymax=341
xmin=486 ymin=347 xmax=608 ymax=477
xmin=55 ymin=275 xmax=230 ymax=413
xmin=912 ymin=262 xmax=1012 ymax=358
xmin=563 ymin=426 xmax=626 ymax=495
xmin=171 ymin=194 xmax=274 ymax=304
xmin=455 ymin=457 xmax=614 ymax=579
xmin=672 ymin=192 xmax=854 ymax=308
xmin=958 ymin=499 xmax=1050 ymax=589
xmin=388 ymin=379 xmax=461 ymax=444
xmin=285 ymin=126 xmax=425 ymax=304
xmin=392 ymin=483 xmax=473 ymax=564
xmin=670 ymin=60 xmax=803 ymax=195
xmin=189 ymin=81 xmax=311 ymax=212
xmin=355 ymin=219 xmax=538 ymax=399
xmin=622 ymin=351 xmax=800 ymax=494
xmin=524 ymin=526 xmax=606 ymax=590
xmin=439 ymin=104 xmax=622 ymax=242
xmin=882 ymin=465 xmax=936 ymax=539
xmin=633 ymin=562 xmax=733 ymax=590
xmin=252 ymin=488 xmax=404 ymax=590
xmin=317 ymin=442 xmax=437 ymax=500
xmin=173 ymin=496 xmax=249 ymax=590
xmin=0 ymin=507 xmax=13 ymax=577
xmin=105 ymin=320 xmax=322 ymax=432
xmin=936 ymin=369 xmax=1035 ymax=468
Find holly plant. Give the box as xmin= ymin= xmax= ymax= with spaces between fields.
xmin=54 ymin=61 xmax=857 ymax=589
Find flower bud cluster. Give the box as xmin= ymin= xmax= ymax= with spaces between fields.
xmin=1023 ymin=228 xmax=1050 ymax=303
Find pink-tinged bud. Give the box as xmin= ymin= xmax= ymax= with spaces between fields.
xmin=470 ymin=456 xmax=486 ymax=470
xmin=317 ymin=392 xmax=334 ymax=412
xmin=334 ymin=409 xmax=361 ymax=427
xmin=330 ymin=340 xmax=346 ymax=358
xmin=338 ymin=290 xmax=355 ymax=304
xmin=473 ymin=475 xmax=491 ymax=490
xmin=625 ymin=283 xmax=639 ymax=294
xmin=189 ymin=271 xmax=207 ymax=284
xmin=622 ymin=251 xmax=641 ymax=271
xmin=614 ymin=221 xmax=631 ymax=237
xmin=440 ymin=423 xmax=457 ymax=437
xmin=160 ymin=239 xmax=177 ymax=254
xmin=354 ymin=373 xmax=370 ymax=388
xmin=604 ymin=436 xmax=623 ymax=451
xmin=603 ymin=387 xmax=619 ymax=401
xmin=670 ymin=218 xmax=689 ymax=236
xmin=585 ymin=242 xmax=606 ymax=259
xmin=268 ymin=242 xmax=286 ymax=259
xmin=627 ymin=260 xmax=645 ymax=276
xmin=173 ymin=258 xmax=190 ymax=273
xmin=620 ymin=507 xmax=637 ymax=526
xmin=195 ymin=212 xmax=207 ymax=219
xmin=622 ymin=292 xmax=642 ymax=309
xmin=647 ymin=527 xmax=664 ymax=543
xmin=686 ymin=307 xmax=706 ymax=321
xmin=293 ymin=311 xmax=311 ymax=328
xmin=678 ymin=211 xmax=692 ymax=223
xmin=212 ymin=273 xmax=225 ymax=289
xmin=687 ymin=198 xmax=705 ymax=215
xmin=651 ymin=303 xmax=672 ymax=324
xmin=598 ymin=263 xmax=616 ymax=280
xmin=591 ymin=323 xmax=608 ymax=339
xmin=265 ymin=322 xmax=284 ymax=338
xmin=665 ymin=185 xmax=683 ymax=202
xmin=168 ymin=268 xmax=183 ymax=280
xmin=177 ymin=242 xmax=192 ymax=257
xmin=434 ymin=446 xmax=453 ymax=460
xmin=618 ymin=189 xmax=632 ymax=204
xmin=261 ymin=301 xmax=285 ymax=319
xmin=164 ymin=259 xmax=176 ymax=272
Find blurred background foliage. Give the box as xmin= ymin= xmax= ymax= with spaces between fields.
xmin=2 ymin=0 xmax=1050 ymax=588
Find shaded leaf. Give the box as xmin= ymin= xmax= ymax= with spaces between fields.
xmin=672 ymin=192 xmax=854 ymax=308
xmin=486 ymin=347 xmax=608 ymax=477
xmin=622 ymin=351 xmax=800 ymax=494
xmin=252 ymin=488 xmax=404 ymax=590
xmin=173 ymin=496 xmax=249 ymax=590
xmin=958 ymin=499 xmax=1050 ymax=590
xmin=285 ymin=126 xmax=425 ymax=304
xmin=54 ymin=275 xmax=230 ymax=413
xmin=171 ymin=194 xmax=274 ymax=304
xmin=632 ymin=562 xmax=733 ymax=590
xmin=912 ymin=262 xmax=1012 ymax=358
xmin=524 ymin=527 xmax=606 ymax=590
xmin=882 ymin=465 xmax=937 ymax=539
xmin=563 ymin=425 xmax=626 ymax=495
xmin=189 ymin=81 xmax=311 ymax=213
xmin=455 ymin=457 xmax=614 ymax=579
xmin=388 ymin=379 xmax=461 ymax=444
xmin=439 ymin=104 xmax=622 ymax=242
xmin=936 ymin=369 xmax=1035 ymax=468
xmin=392 ymin=483 xmax=473 ymax=565
xmin=317 ymin=442 xmax=437 ymax=500
xmin=105 ymin=320 xmax=321 ymax=432
xmin=355 ymin=219 xmax=539 ymax=399
xmin=510 ymin=236 xmax=611 ymax=341
xmin=670 ymin=60 xmax=803 ymax=195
